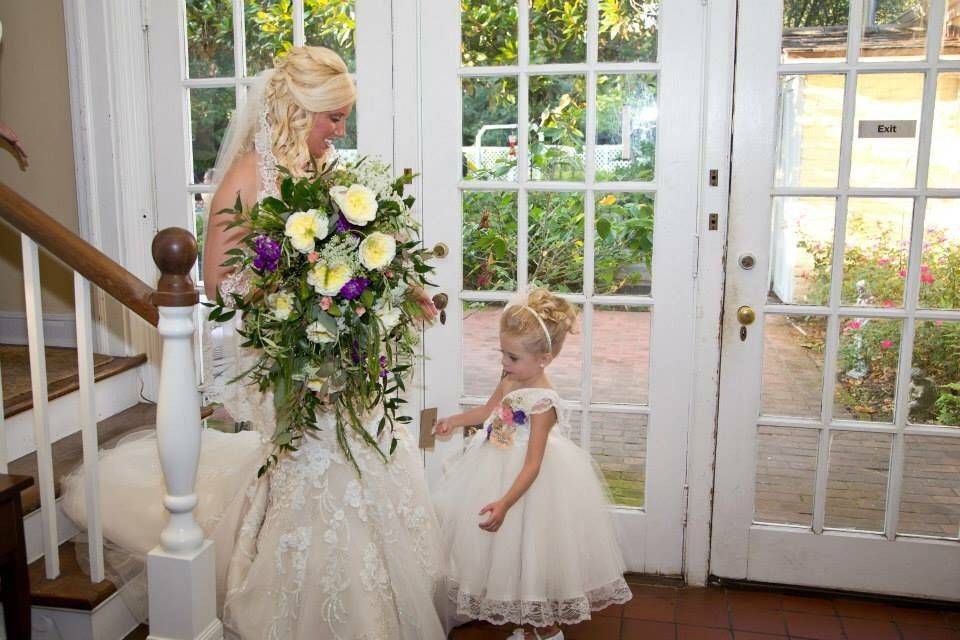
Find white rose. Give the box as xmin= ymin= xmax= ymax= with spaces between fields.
xmin=375 ymin=303 xmax=402 ymax=332
xmin=330 ymin=184 xmax=377 ymax=226
xmin=307 ymin=261 xmax=352 ymax=296
xmin=284 ymin=209 xmax=328 ymax=254
xmin=358 ymin=232 xmax=397 ymax=271
xmin=267 ymin=291 xmax=295 ymax=320
xmin=306 ymin=320 xmax=337 ymax=344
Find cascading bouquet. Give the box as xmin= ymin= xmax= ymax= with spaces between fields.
xmin=205 ymin=157 xmax=434 ymax=475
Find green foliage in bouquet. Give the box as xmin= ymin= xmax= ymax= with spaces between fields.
xmin=205 ymin=157 xmax=434 ymax=475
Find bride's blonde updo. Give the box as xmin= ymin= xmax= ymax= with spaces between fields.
xmin=263 ymin=46 xmax=356 ymax=176
xmin=500 ymin=288 xmax=579 ymax=356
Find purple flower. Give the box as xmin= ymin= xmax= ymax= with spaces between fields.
xmin=252 ymin=235 xmax=281 ymax=273
xmin=334 ymin=213 xmax=356 ymax=234
xmin=512 ymin=409 xmax=527 ymax=425
xmin=340 ymin=277 xmax=370 ymax=301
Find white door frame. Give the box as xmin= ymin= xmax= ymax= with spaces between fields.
xmin=711 ymin=0 xmax=960 ymax=600
xmin=418 ymin=0 xmax=713 ymax=576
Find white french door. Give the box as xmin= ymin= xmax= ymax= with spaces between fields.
xmin=147 ymin=0 xmax=395 ymax=274
xmin=419 ymin=0 xmax=707 ymax=574
xmin=712 ymin=0 xmax=960 ymax=599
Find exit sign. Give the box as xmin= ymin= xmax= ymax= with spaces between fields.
xmin=858 ymin=120 xmax=917 ymax=138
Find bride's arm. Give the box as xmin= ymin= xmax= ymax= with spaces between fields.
xmin=203 ymin=152 xmax=259 ymax=299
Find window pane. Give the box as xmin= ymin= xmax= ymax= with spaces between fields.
xmin=850 ymin=73 xmax=923 ymax=189
xmin=781 ymin=0 xmax=850 ymax=64
xmin=305 ymin=0 xmax=356 ymax=73
xmin=841 ymin=198 xmax=913 ymax=308
xmin=591 ymin=412 xmax=646 ymax=507
xmin=592 ymin=306 xmax=650 ymax=405
xmin=762 ymin=314 xmax=827 ymax=419
xmin=462 ymin=301 xmax=506 ymax=397
xmin=186 ymin=0 xmax=235 ymax=78
xmin=918 ymin=199 xmax=960 ymax=311
xmin=898 ymin=435 xmax=960 ymax=538
xmin=462 ymin=191 xmax=518 ymax=291
xmin=595 ymin=74 xmax=657 ymax=182
xmin=550 ymin=303 xmax=582 ymax=401
xmin=190 ymin=87 xmax=236 ymax=184
xmin=754 ymin=426 xmax=818 ymax=526
xmin=528 ymin=191 xmax=584 ymax=293
xmin=944 ymin=5 xmax=960 ymax=59
xmin=245 ymin=0 xmax=293 ymax=76
xmin=462 ymin=77 xmax=519 ymax=181
xmin=461 ymin=0 xmax=518 ymax=66
xmin=824 ymin=431 xmax=891 ymax=533
xmin=598 ymin=0 xmax=658 ymax=63
xmin=860 ymin=0 xmax=930 ymax=62
xmin=770 ymin=197 xmax=836 ymax=306
xmin=776 ymin=75 xmax=844 ymax=188
xmin=928 ymin=73 xmax=960 ymax=189
xmin=530 ymin=0 xmax=587 ymax=64
xmin=834 ymin=317 xmax=902 ymax=422
xmin=595 ymin=192 xmax=654 ymax=296
xmin=910 ymin=320 xmax=960 ymax=427
xmin=529 ymin=75 xmax=586 ymax=181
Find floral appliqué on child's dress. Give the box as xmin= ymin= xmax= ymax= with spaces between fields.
xmin=485 ymin=396 xmax=555 ymax=448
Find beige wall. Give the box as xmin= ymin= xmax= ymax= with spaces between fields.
xmin=0 ymin=1 xmax=78 ymax=315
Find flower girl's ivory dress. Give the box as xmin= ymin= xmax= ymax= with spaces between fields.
xmin=433 ymin=387 xmax=632 ymax=630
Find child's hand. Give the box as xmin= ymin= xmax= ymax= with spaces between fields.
xmin=433 ymin=417 xmax=455 ymax=438
xmin=478 ymin=500 xmax=508 ymax=532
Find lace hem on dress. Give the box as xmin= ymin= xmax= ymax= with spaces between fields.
xmin=447 ymin=577 xmax=632 ymax=627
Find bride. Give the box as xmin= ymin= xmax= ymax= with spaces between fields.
xmin=62 ymin=46 xmax=446 ymax=640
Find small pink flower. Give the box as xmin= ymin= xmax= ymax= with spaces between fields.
xmin=848 ymin=320 xmax=862 ymax=330
xmin=499 ymin=405 xmax=514 ymax=425
xmin=921 ymin=264 xmax=930 ymax=272
xmin=921 ymin=273 xmax=935 ymax=284
xmin=320 ymin=296 xmax=333 ymax=311
xmin=881 ymin=299 xmax=894 ymax=308
xmin=355 ymin=306 xmax=366 ymax=317
xmin=385 ymin=270 xmax=394 ymax=279
xmin=935 ymin=320 xmax=944 ymax=326
xmin=898 ymin=269 xmax=907 ymax=278
xmin=307 ymin=252 xmax=320 ymax=263
xmin=877 ymin=258 xmax=890 ymax=266
xmin=881 ymin=340 xmax=893 ymax=350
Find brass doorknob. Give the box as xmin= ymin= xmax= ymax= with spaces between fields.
xmin=432 ymin=242 xmax=449 ymax=259
xmin=432 ymin=293 xmax=449 ymax=310
xmin=737 ymin=305 xmax=756 ymax=325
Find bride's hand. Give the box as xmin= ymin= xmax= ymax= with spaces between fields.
xmin=409 ymin=286 xmax=438 ymax=323
xmin=433 ymin=417 xmax=455 ymax=438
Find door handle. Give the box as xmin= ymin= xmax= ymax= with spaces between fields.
xmin=737 ymin=305 xmax=755 ymax=341
xmin=432 ymin=293 xmax=449 ymax=325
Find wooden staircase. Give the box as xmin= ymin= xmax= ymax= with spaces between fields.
xmin=2 ymin=347 xmax=215 ymax=639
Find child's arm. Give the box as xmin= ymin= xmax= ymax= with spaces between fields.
xmin=478 ymin=409 xmax=556 ymax=532
xmin=434 ymin=377 xmax=509 ymax=437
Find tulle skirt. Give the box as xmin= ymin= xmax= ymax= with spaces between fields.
xmin=432 ymin=432 xmax=632 ymax=629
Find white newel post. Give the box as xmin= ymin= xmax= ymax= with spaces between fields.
xmin=147 ymin=229 xmax=223 ymax=640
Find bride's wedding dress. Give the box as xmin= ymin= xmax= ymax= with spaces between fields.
xmin=61 ymin=76 xmax=446 ymax=639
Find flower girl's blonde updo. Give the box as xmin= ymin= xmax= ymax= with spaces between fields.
xmin=500 ymin=288 xmax=579 ymax=356
xmin=263 ymin=46 xmax=357 ymax=176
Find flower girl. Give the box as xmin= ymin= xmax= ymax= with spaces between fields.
xmin=432 ymin=288 xmax=632 ymax=639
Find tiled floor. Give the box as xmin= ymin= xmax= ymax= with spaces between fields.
xmin=448 ymin=581 xmax=960 ymax=640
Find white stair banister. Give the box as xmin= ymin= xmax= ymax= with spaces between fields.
xmin=22 ymin=234 xmax=59 ymax=578
xmin=146 ymin=228 xmax=222 ymax=640
xmin=74 ymin=272 xmax=106 ymax=582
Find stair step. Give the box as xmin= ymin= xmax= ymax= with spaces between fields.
xmin=8 ymin=403 xmax=215 ymax=517
xmin=28 ymin=540 xmax=116 ymax=610
xmin=1 ymin=344 xmax=147 ymax=419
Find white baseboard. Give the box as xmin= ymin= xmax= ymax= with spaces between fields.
xmin=0 ymin=312 xmax=78 ymax=348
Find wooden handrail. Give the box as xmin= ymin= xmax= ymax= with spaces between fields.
xmin=0 ymin=181 xmax=159 ymax=326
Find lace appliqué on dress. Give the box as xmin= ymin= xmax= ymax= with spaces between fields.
xmin=254 ymin=105 xmax=281 ymax=200
xmin=448 ymin=577 xmax=633 ymax=627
